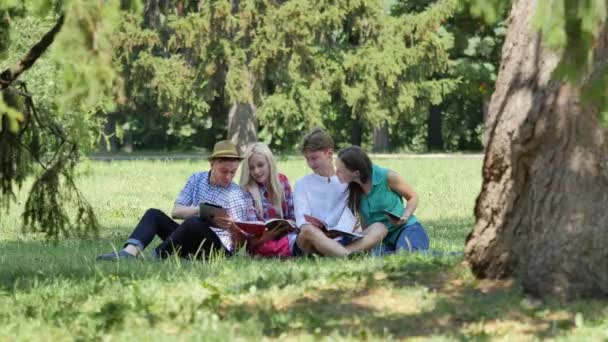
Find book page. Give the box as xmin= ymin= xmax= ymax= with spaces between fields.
xmin=265 ymin=219 xmax=297 ymax=230
xmin=304 ymin=215 xmax=328 ymax=229
xmin=331 ymin=207 xmax=357 ymax=233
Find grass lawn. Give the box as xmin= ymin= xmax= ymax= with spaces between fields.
xmin=1 ymin=157 xmax=607 ymax=340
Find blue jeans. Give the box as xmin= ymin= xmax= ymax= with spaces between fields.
xmin=372 ymin=222 xmax=429 ymax=256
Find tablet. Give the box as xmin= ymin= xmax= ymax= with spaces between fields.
xmin=199 ymin=202 xmax=227 ymax=221
xmin=383 ymin=209 xmax=401 ymax=221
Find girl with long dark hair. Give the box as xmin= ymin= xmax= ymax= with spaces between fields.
xmin=335 ymin=146 xmax=429 ymax=254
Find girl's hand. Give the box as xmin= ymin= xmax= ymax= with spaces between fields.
xmin=249 ymin=227 xmax=286 ymax=247
xmin=263 ymin=225 xmax=288 ymax=241
xmin=396 ymin=215 xmax=409 ymax=227
xmin=388 ymin=214 xmax=408 ymax=227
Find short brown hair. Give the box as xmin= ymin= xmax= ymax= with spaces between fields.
xmin=301 ymin=127 xmax=334 ymax=153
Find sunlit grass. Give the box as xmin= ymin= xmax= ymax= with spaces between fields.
xmin=1 ymin=157 xmax=606 ymax=340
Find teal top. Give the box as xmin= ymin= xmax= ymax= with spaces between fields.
xmin=359 ymin=164 xmax=418 ymax=246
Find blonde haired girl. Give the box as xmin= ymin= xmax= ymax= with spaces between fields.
xmin=239 ymin=142 xmax=296 ymax=257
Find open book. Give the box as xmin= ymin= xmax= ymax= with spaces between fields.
xmin=233 ymin=219 xmax=298 ymax=237
xmin=304 ymin=208 xmax=362 ymax=239
xmin=199 ymin=202 xmax=228 ymax=221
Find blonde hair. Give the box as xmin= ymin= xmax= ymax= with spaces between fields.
xmin=239 ymin=142 xmax=285 ymax=219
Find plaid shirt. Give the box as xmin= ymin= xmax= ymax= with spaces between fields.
xmin=175 ymin=171 xmax=256 ymax=252
xmin=246 ymin=173 xmax=295 ymax=220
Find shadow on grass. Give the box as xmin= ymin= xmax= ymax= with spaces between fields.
xmin=222 ymin=257 xmax=608 ymax=340
xmin=0 ymin=233 xmax=209 ymax=292
xmin=1 ymin=229 xmax=607 ymax=340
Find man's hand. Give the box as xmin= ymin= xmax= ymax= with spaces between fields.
xmin=214 ymin=214 xmax=234 ymax=230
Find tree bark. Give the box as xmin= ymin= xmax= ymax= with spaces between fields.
xmin=228 ymin=101 xmax=256 ymax=153
xmin=481 ymin=97 xmax=491 ymax=148
xmin=372 ymin=122 xmax=389 ymax=152
xmin=427 ymin=104 xmax=443 ymax=150
xmin=99 ymin=112 xmax=120 ymax=152
xmin=350 ymin=113 xmax=363 ymax=146
xmin=465 ymin=0 xmax=608 ymax=300
xmin=0 ymin=15 xmax=64 ymax=90
xmin=227 ymin=0 xmax=257 ymax=152
xmin=143 ymin=0 xmax=162 ymax=29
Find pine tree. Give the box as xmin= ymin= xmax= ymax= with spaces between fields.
xmin=112 ymin=0 xmax=458 ymax=152
xmin=0 ymin=0 xmax=130 ymax=238
xmin=1 ymin=0 xmax=459 ymax=238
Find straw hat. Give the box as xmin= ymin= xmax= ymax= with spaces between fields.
xmin=209 ymin=140 xmax=242 ymax=160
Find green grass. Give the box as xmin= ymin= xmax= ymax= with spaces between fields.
xmin=1 ymin=157 xmax=607 ymax=341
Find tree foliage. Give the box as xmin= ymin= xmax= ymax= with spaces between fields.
xmin=0 ymin=0 xmax=128 ymax=238
xmin=469 ymin=0 xmax=608 ymax=91
xmin=392 ymin=0 xmax=506 ymax=151
xmin=1 ymin=0 xmax=481 ymax=238
xmin=110 ymin=0 xmax=459 ymax=152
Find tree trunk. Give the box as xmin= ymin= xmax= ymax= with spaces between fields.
xmin=143 ymin=0 xmax=162 ymax=29
xmin=350 ymin=113 xmax=363 ymax=146
xmin=122 ymin=130 xmax=133 ymax=153
xmin=372 ymin=122 xmax=389 ymax=152
xmin=228 ymin=101 xmax=256 ymax=153
xmin=99 ymin=112 xmax=120 ymax=152
xmin=209 ymin=92 xmax=228 ymax=142
xmin=465 ymin=0 xmax=608 ymax=300
xmin=481 ymin=97 xmax=491 ymax=148
xmin=227 ymin=0 xmax=257 ymax=153
xmin=427 ymin=104 xmax=443 ymax=150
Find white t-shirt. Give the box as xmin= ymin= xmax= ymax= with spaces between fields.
xmin=293 ymin=173 xmax=348 ymax=229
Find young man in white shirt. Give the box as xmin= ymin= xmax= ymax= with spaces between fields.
xmin=293 ymin=128 xmax=386 ymax=256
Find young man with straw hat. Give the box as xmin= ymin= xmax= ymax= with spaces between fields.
xmin=97 ymin=140 xmax=257 ymax=261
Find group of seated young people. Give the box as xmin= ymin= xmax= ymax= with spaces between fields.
xmin=96 ymin=128 xmax=429 ymax=261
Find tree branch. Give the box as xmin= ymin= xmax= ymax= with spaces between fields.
xmin=0 ymin=15 xmax=65 ymax=90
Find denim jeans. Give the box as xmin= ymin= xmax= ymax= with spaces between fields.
xmin=372 ymin=222 xmax=429 ymax=256
xmin=126 ymin=208 xmax=229 ymax=259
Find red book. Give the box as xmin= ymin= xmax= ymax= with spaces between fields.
xmin=233 ymin=219 xmax=298 ymax=237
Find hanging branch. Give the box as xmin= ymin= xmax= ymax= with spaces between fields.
xmin=0 ymin=15 xmax=65 ymax=90
xmin=0 ymin=13 xmax=99 ymax=239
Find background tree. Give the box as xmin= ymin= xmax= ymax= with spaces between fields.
xmin=110 ymin=0 xmax=458 ymax=153
xmin=253 ymin=0 xmax=458 ymax=151
xmin=464 ymin=0 xmax=608 ymax=300
xmin=392 ymin=0 xmax=507 ymax=151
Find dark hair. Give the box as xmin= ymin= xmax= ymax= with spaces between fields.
xmin=337 ymin=146 xmax=372 ymax=215
xmin=301 ymin=127 xmax=334 ymax=153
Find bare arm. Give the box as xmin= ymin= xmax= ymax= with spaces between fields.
xmin=171 ymin=204 xmax=199 ymax=220
xmin=387 ymin=170 xmax=419 ymax=225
